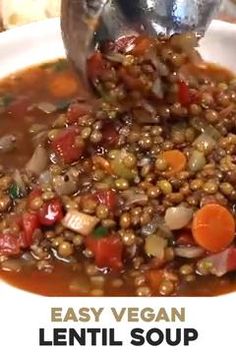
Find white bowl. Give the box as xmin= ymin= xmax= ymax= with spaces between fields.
xmin=0 ymin=18 xmax=236 ymax=297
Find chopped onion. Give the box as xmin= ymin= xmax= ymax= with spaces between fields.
xmin=29 ymin=123 xmax=47 ymax=134
xmin=137 ymin=157 xmax=151 ymax=167
xmin=39 ymin=170 xmax=52 ymax=186
xmin=26 ymin=145 xmax=48 ymax=175
xmin=0 ymin=134 xmax=16 ymax=153
xmin=62 ymin=210 xmax=99 ymax=236
xmin=175 ymin=246 xmax=204 ymax=259
xmin=36 ymin=102 xmax=57 ymax=114
xmin=188 ymin=150 xmax=206 ymax=172
xmin=105 ymin=53 xmax=125 ymax=63
xmin=145 ymin=49 xmax=169 ymax=76
xmin=152 ymin=77 xmax=164 ymax=99
xmin=32 ymin=131 xmax=48 ymax=147
xmin=165 ymin=206 xmax=193 ymax=230
xmin=126 ymin=244 xmax=137 ymax=259
xmin=121 ymin=189 xmax=148 ymax=206
xmin=190 ymin=118 xmax=221 ymax=140
xmin=193 ymin=133 xmax=216 ymax=153
xmin=145 ymin=234 xmax=168 ymax=259
xmin=141 ymin=100 xmax=156 ymax=114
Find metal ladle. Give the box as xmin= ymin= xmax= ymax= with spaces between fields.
xmin=61 ymin=0 xmax=222 ymax=82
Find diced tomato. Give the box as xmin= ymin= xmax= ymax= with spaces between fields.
xmin=0 ymin=232 xmax=21 ymax=256
xmin=38 ymin=199 xmax=64 ymax=226
xmin=113 ymin=35 xmax=137 ymax=53
xmin=6 ymin=96 xmax=30 ymax=119
xmin=227 ymin=248 xmax=236 ymax=271
xmin=199 ymin=248 xmax=236 ymax=277
xmin=102 ymin=122 xmax=119 ymax=148
xmin=178 ymin=81 xmax=191 ymax=106
xmin=22 ymin=212 xmax=39 ymax=247
xmin=176 ymin=232 xmax=196 ymax=246
xmin=67 ymin=101 xmax=92 ymax=125
xmin=95 ymin=190 xmax=117 ymax=211
xmin=51 ymin=128 xmax=84 ymax=164
xmin=86 ymin=234 xmax=123 ymax=271
xmin=87 ymin=52 xmax=106 ymax=82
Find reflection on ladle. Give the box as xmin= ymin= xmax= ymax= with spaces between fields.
xmin=61 ymin=0 xmax=222 ymax=83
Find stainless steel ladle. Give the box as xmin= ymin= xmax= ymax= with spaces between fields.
xmin=61 ymin=0 xmax=222 ymax=82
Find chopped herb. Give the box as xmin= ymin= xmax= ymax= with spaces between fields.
xmin=40 ymin=59 xmax=68 ymax=72
xmin=93 ymin=226 xmax=109 ymax=239
xmin=40 ymin=62 xmax=53 ymax=70
xmin=9 ymin=184 xmax=22 ymax=199
xmin=56 ymin=100 xmax=71 ymax=111
xmin=53 ymin=59 xmax=69 ymax=72
xmin=95 ymin=83 xmax=111 ymax=102
xmin=0 ymin=94 xmax=14 ymax=108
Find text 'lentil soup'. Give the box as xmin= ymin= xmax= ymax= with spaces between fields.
xmin=1 ymin=33 xmax=236 ymax=297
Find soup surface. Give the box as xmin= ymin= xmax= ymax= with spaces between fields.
xmin=1 ymin=34 xmax=236 ymax=297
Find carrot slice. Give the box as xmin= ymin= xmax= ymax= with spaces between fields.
xmin=49 ymin=73 xmax=78 ymax=98
xmin=192 ymin=204 xmax=235 ymax=253
xmin=162 ymin=150 xmax=187 ymax=176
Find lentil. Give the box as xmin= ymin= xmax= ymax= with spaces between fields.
xmin=179 ymin=264 xmax=194 ymax=276
xmin=159 ymin=280 xmax=175 ymax=296
xmin=58 ymin=242 xmax=74 ymax=258
xmin=158 ymin=180 xmax=173 ymax=195
xmin=115 ymin=178 xmax=129 ymax=190
xmin=136 ymin=286 xmax=152 ymax=296
xmin=96 ymin=205 xmax=109 ymax=219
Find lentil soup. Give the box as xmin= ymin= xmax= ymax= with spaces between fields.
xmin=1 ymin=33 xmax=236 ymax=297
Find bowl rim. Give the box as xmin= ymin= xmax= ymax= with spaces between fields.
xmin=0 ymin=17 xmax=60 ymax=42
xmin=0 ymin=17 xmax=236 ymax=40
xmin=0 ymin=18 xmax=236 ymax=298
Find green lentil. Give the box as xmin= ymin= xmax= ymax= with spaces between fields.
xmin=155 ymin=157 xmax=168 ymax=171
xmin=123 ymin=153 xmax=137 ymax=168
xmin=120 ymin=213 xmax=131 ymax=229
xmin=203 ymin=181 xmax=218 ymax=194
xmin=179 ymin=264 xmax=194 ymax=276
xmin=158 ymin=180 xmax=173 ymax=195
xmin=96 ymin=205 xmax=109 ymax=219
xmin=58 ymin=242 xmax=74 ymax=258
xmin=115 ymin=178 xmax=129 ymax=190
xmin=159 ymin=280 xmax=175 ymax=296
